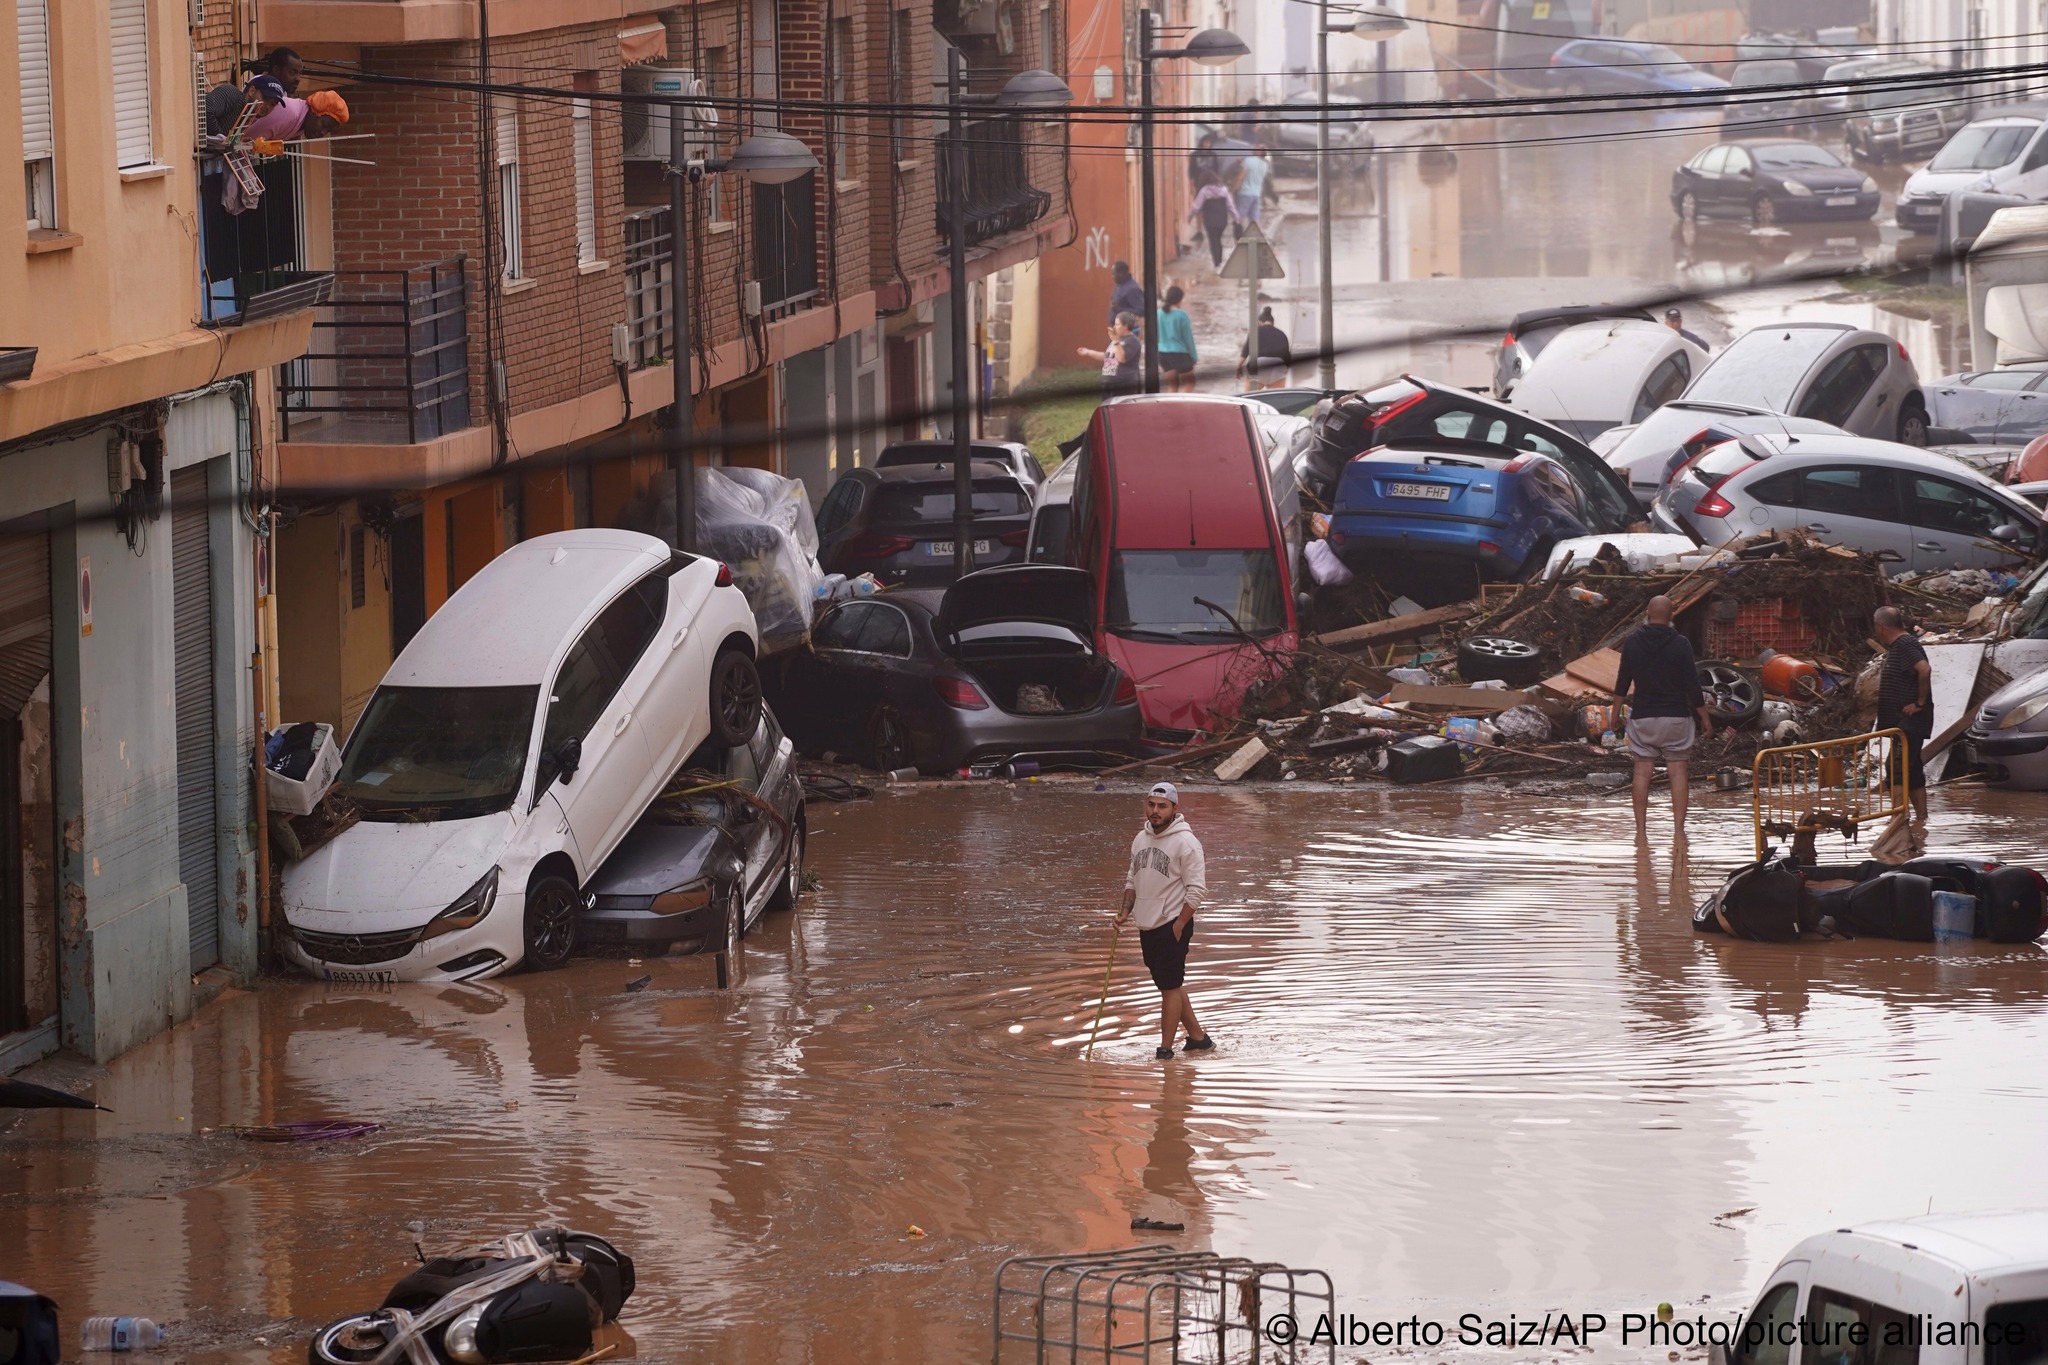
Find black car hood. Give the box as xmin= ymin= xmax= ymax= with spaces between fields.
xmin=936 ymin=564 xmax=1097 ymax=640
xmin=585 ymin=822 xmax=741 ymax=900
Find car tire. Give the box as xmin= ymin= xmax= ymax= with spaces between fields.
xmin=719 ymin=880 xmax=744 ymax=953
xmin=1457 ymin=635 xmax=1544 ymax=688
xmin=1897 ymin=399 xmax=1931 ymax=447
xmin=1752 ymin=197 xmax=1777 ymax=228
xmin=870 ymin=707 xmax=911 ymax=774
xmin=522 ymin=871 xmax=580 ymax=972
xmin=709 ymin=647 xmax=763 ymax=749
xmin=767 ymin=810 xmax=805 ymax=914
xmin=1698 ymin=660 xmax=1763 ymax=731
xmin=1677 ymin=190 xmax=1699 ymax=223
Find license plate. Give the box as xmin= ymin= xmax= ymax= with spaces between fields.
xmin=928 ymin=540 xmax=992 ymax=556
xmin=1909 ymin=203 xmax=1940 ymax=216
xmin=1387 ymin=482 xmax=1451 ymax=501
xmin=323 ymin=968 xmax=397 ymax=985
xmin=1825 ymin=195 xmax=1857 ymax=207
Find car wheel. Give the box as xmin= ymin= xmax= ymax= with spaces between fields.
xmin=767 ymin=810 xmax=805 ymax=914
xmin=1752 ymin=197 xmax=1777 ymax=228
xmin=308 ymin=1315 xmax=399 ymax=1365
xmin=522 ymin=871 xmax=580 ymax=971
xmin=1698 ymin=661 xmax=1763 ymax=731
xmin=708 ymin=647 xmax=763 ymax=749
xmin=1457 ymin=635 xmax=1544 ymax=688
xmin=871 ymin=707 xmax=911 ymax=773
xmin=1678 ymin=190 xmax=1699 ymax=223
xmin=1897 ymin=400 xmax=1930 ymax=447
xmin=719 ymin=880 xmax=744 ymax=953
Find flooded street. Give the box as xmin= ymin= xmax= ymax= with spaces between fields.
xmin=10 ymin=782 xmax=2048 ymax=1362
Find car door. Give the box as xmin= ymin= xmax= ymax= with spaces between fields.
xmin=1906 ymin=471 xmax=2037 ymax=571
xmin=1691 ymin=145 xmax=1731 ymax=213
xmin=723 ymin=722 xmax=781 ymax=919
xmin=2005 ymin=123 xmax=2048 ymax=197
xmin=1795 ymin=343 xmax=1888 ymax=435
xmin=627 ymin=567 xmax=711 ymax=790
xmin=1933 ymin=370 xmax=2035 ymax=441
xmin=786 ymin=602 xmax=874 ymax=755
xmin=1730 ymin=1271 xmax=1806 ymax=1365
xmin=1793 ymin=463 xmax=1915 ymax=561
xmin=536 ymin=585 xmax=664 ymax=875
xmin=1721 ymin=145 xmax=1756 ymax=213
xmin=1999 ymin=371 xmax=2048 ymax=442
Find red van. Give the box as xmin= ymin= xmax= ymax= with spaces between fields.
xmin=1067 ymin=395 xmax=1299 ymax=734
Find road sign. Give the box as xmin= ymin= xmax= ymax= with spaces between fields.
xmin=1218 ymin=220 xmax=1284 ymax=281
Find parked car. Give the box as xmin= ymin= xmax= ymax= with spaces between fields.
xmin=1815 ymin=54 xmax=1894 ymax=118
xmin=1650 ymin=432 xmax=2045 ymax=572
xmin=1683 ymin=322 xmax=1928 ymax=444
xmin=580 ymin=708 xmax=804 ymax=953
xmin=1068 ymin=395 xmax=1300 ymax=734
xmin=281 ymin=530 xmax=764 ymax=984
xmin=1268 ymin=90 xmax=1373 ymax=179
xmin=765 ymin=565 xmax=1142 ymax=773
xmin=1896 ymin=106 xmax=2048 ymax=234
xmin=1494 ymin=304 xmax=1658 ymax=400
xmin=814 ymin=460 xmax=1035 ymax=587
xmin=874 ymin=438 xmax=1044 ymax=487
xmin=1708 ymin=1211 xmax=2048 ymax=1365
xmin=1543 ymin=39 xmax=1727 ymax=98
xmin=1672 ymin=140 xmax=1880 ymax=226
xmin=1328 ymin=433 xmax=1640 ymax=603
xmin=1732 ymin=31 xmax=1866 ymax=82
xmin=1026 ymin=453 xmax=1078 ymax=565
xmin=1922 ymin=361 xmax=2048 ymax=444
xmin=1242 ymin=386 xmax=1340 ymax=417
xmin=1840 ymin=60 xmax=1971 ymax=162
xmin=1967 ymin=665 xmax=2048 ymax=788
xmin=1506 ymin=317 xmax=1704 ymax=441
xmin=1722 ymin=60 xmax=1812 ymax=134
xmin=1597 ymin=398 xmax=1846 ymax=507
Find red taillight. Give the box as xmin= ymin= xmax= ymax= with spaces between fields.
xmin=845 ymin=533 xmax=916 ymax=559
xmin=714 ymin=561 xmax=734 ymax=587
xmin=1694 ymin=487 xmax=1736 ymax=517
xmin=998 ymin=529 xmax=1029 ymax=547
xmin=1501 ymin=332 xmax=1516 ymax=348
xmin=934 ymin=675 xmax=989 ymax=710
xmin=1479 ymin=541 xmax=1501 ymax=556
xmin=1898 ymin=341 xmax=1912 ymax=363
xmin=1501 ymin=454 xmax=1535 ymax=473
xmin=1369 ymin=389 xmax=1429 ymax=427
xmin=1113 ymin=672 xmax=1138 ymax=705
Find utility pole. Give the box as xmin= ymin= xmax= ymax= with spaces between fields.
xmin=947 ymin=45 xmax=975 ymax=579
xmin=1315 ymin=0 xmax=1336 ymax=391
xmin=667 ymin=98 xmax=696 ymax=554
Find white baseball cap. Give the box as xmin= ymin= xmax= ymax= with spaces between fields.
xmin=1148 ymin=782 xmax=1179 ymax=804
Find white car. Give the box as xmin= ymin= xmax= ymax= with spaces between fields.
xmin=1711 ymin=1211 xmax=2048 ymax=1365
xmin=1897 ymin=109 xmax=2048 ymax=234
xmin=1596 ymin=397 xmax=1846 ymax=508
xmin=282 ymin=529 xmax=763 ymax=984
xmin=1683 ymin=322 xmax=1930 ymax=445
xmin=1506 ymin=318 xmax=1705 ymax=442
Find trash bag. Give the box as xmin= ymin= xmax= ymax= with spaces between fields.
xmin=1492 ymin=705 xmax=1552 ymax=743
xmin=1304 ymin=539 xmax=1353 ymax=586
xmin=694 ymin=467 xmax=823 ymax=648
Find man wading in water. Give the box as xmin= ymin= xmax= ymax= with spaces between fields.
xmin=1116 ymin=783 xmax=1213 ymax=1060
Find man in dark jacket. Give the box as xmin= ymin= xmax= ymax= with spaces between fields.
xmin=1874 ymin=605 xmax=1932 ymax=834
xmin=1107 ymin=261 xmax=1144 ymax=328
xmin=1614 ymin=595 xmax=1715 ymax=839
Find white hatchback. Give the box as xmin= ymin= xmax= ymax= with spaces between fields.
xmin=281 ymin=530 xmax=762 ymax=983
xmin=1506 ymin=318 xmax=1705 ymax=443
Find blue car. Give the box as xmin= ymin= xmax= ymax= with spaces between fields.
xmin=1546 ymin=39 xmax=1730 ymax=98
xmin=1328 ymin=434 xmax=1638 ymax=606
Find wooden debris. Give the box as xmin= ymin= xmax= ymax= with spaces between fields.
xmin=1310 ymin=602 xmax=1473 ymax=650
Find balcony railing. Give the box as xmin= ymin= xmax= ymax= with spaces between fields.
xmin=198 ymin=156 xmax=334 ymax=326
xmin=279 ymin=259 xmax=471 ymax=444
xmin=933 ymin=119 xmax=1052 ymax=247
xmin=622 ymin=207 xmax=674 ymax=370
xmin=754 ymin=174 xmax=819 ymax=319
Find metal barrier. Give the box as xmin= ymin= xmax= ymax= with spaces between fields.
xmin=1751 ymin=728 xmax=1910 ymax=860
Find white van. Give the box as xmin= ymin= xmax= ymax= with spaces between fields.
xmin=1897 ymin=109 xmax=2048 ymax=234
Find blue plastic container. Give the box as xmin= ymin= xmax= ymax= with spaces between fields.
xmin=1932 ymin=891 xmax=1976 ymax=945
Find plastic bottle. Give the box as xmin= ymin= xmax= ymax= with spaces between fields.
xmin=80 ymin=1318 xmax=165 ymax=1352
xmin=1566 ymin=585 xmax=1608 ymax=608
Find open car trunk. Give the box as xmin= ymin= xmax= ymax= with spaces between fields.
xmin=938 ymin=564 xmax=1112 ymax=714
xmin=956 ymin=644 xmax=1112 ymax=716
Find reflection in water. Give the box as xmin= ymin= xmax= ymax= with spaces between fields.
xmin=5 ymin=785 xmax=2047 ymax=1362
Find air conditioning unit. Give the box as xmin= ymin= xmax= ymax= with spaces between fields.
xmin=622 ymin=64 xmax=718 ymax=162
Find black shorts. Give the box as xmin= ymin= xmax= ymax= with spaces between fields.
xmin=1158 ymin=351 xmax=1195 ymax=375
xmin=1888 ymin=725 xmax=1928 ymax=791
xmin=1139 ymin=919 xmax=1194 ymax=991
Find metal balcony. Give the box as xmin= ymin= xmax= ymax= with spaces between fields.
xmin=933 ymin=120 xmax=1052 ymax=247
xmin=278 ymin=259 xmax=471 ymax=444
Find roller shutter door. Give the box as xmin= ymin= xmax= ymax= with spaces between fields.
xmin=171 ymin=466 xmax=219 ymax=971
xmin=0 ymin=528 xmax=51 ymax=721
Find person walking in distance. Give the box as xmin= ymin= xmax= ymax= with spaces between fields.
xmin=1188 ymin=172 xmax=1240 ymax=270
xmin=1155 ymin=286 xmax=1199 ymax=394
xmin=1116 ymin=783 xmax=1212 ymax=1060
xmin=1874 ymin=605 xmax=1933 ymax=840
xmin=1615 ymin=594 xmax=1715 ymax=839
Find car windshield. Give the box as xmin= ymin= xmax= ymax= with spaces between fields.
xmin=1930 ymin=123 xmax=2036 ymax=170
xmin=1757 ymin=143 xmax=1843 ymax=168
xmin=335 ymin=685 xmax=539 ymax=820
xmin=1734 ymin=61 xmax=1799 ymax=85
xmin=1105 ymin=550 xmax=1287 ymax=642
xmin=1635 ymin=45 xmax=1690 ymax=66
xmin=1686 ymin=330 xmax=1841 ymax=410
xmin=870 ymin=480 xmax=1031 ymax=528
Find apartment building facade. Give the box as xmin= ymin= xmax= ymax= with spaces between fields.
xmin=2 ymin=0 xmax=317 ymax=1065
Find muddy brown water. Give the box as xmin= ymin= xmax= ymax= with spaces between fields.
xmin=7 ymin=783 xmax=2048 ymax=1363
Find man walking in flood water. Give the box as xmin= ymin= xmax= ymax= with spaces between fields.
xmin=1874 ymin=605 xmax=1933 ymax=841
xmin=1615 ymin=594 xmax=1715 ymax=840
xmin=1116 ymin=783 xmax=1212 ymax=1060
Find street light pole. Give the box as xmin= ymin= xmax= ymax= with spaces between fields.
xmin=946 ymin=46 xmax=975 ymax=580
xmin=667 ymin=101 xmax=697 ymax=553
xmin=1316 ymin=0 xmax=1335 ymax=392
xmin=1138 ymin=8 xmax=1161 ymax=396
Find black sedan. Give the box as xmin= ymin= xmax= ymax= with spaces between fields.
xmin=1671 ymin=140 xmax=1880 ymax=227
xmin=580 ymin=709 xmax=805 ymax=956
xmin=765 ymin=565 xmax=1144 ymax=775
xmin=815 ymin=460 xmax=1035 ymax=587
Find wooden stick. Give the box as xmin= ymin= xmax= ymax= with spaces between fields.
xmin=1097 ymin=738 xmax=1241 ymax=776
xmin=1084 ymin=918 xmax=1123 ymax=1061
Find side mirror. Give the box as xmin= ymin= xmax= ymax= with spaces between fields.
xmin=1990 ymin=523 xmax=2022 ymax=543
xmin=553 ymin=738 xmax=582 ymax=783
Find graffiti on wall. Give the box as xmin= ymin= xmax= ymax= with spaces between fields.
xmin=1083 ymin=225 xmax=1112 ymax=271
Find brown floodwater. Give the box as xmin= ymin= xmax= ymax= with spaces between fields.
xmin=6 ymin=781 xmax=2048 ymax=1363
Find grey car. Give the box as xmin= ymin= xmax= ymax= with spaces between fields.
xmin=875 ymin=438 xmax=1045 ymax=487
xmin=1967 ymin=663 xmax=2048 ymax=789
xmin=1596 ymin=398 xmax=1846 ymax=508
xmin=1840 ymin=61 xmax=1973 ymax=163
xmin=1921 ymin=362 xmax=2048 ymax=444
xmin=1651 ymin=432 xmax=2045 ymax=573
xmin=1683 ymin=322 xmax=1930 ymax=445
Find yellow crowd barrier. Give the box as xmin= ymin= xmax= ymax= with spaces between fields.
xmin=1751 ymin=728 xmax=1910 ymax=860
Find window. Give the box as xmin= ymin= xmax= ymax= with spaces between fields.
xmin=537 ymin=578 xmax=666 ymax=785
xmin=869 ymin=478 xmax=1031 ymax=527
xmin=336 ymin=685 xmax=540 ymax=820
xmin=2024 ymin=129 xmax=2048 ymax=172
xmin=1634 ymin=353 xmax=1692 ymax=422
xmin=572 ymin=98 xmax=598 ymax=266
xmin=889 ymin=9 xmax=912 ymax=164
xmin=1698 ymin=145 xmax=1730 ymax=174
xmin=1987 ymin=1298 xmax=2048 ymax=1365
xmin=853 ymin=604 xmax=913 ymax=656
xmin=110 ymin=0 xmax=153 ymax=168
xmin=496 ymin=108 xmax=523 ymax=280
xmin=19 ymin=0 xmax=55 ymax=229
xmin=702 ymin=49 xmax=728 ymax=221
xmin=813 ymin=603 xmax=872 ymax=649
xmin=1802 ymin=1287 xmax=1921 ymax=1365
xmin=1732 ymin=1282 xmax=1800 ymax=1365
xmin=816 ymin=478 xmax=864 ymax=535
xmin=1910 ymin=475 xmax=2019 ymax=536
xmin=1800 ymin=465 xmax=1901 ymax=521
xmin=1431 ymin=409 xmax=1509 ymax=444
xmin=1106 ymin=550 xmax=1287 ymax=640
xmin=1689 ymin=329 xmax=1841 ymax=411
xmin=829 ymin=18 xmax=855 ymax=176
xmin=1966 ymin=369 xmax=2040 ymax=390
xmin=1796 ymin=344 xmax=1889 ymax=426
xmin=1749 ymin=470 xmax=1801 ymax=507
xmin=1726 ymin=146 xmax=1753 ymax=175
xmin=1530 ymin=459 xmax=1583 ymax=514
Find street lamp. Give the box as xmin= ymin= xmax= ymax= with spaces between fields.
xmin=941 ymin=54 xmax=1073 ymax=578
xmin=664 ymin=117 xmax=819 ymax=552
xmin=1137 ymin=13 xmax=1248 ymax=395
xmin=1315 ymin=1 xmax=1407 ymax=392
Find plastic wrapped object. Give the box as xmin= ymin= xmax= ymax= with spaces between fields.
xmin=694 ymin=467 xmax=823 ymax=648
xmin=1493 ymin=704 xmax=1552 ymax=743
xmin=1304 ymin=538 xmax=1353 ymax=586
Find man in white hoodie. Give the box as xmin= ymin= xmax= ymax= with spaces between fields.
xmin=1116 ymin=782 xmax=1212 ymax=1060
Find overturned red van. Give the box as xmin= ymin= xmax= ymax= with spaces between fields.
xmin=1066 ymin=395 xmax=1299 ymax=734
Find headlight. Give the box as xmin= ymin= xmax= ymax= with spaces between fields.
xmin=649 ymin=881 xmax=714 ymax=916
xmin=424 ymin=867 xmax=499 ymax=939
xmin=442 ymin=1303 xmax=487 ymax=1364
xmin=1999 ymin=694 xmax=2048 ymax=730
xmin=1782 ymin=179 xmax=1813 ymax=196
xmin=1860 ymin=175 xmax=1878 ymax=193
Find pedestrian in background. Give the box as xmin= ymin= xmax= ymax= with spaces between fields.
xmin=1155 ymin=286 xmax=1198 ymax=394
xmin=1188 ymin=172 xmax=1240 ymax=270
xmin=1231 ymin=146 xmax=1271 ymax=240
xmin=1107 ymin=260 xmax=1144 ymax=328
xmin=1115 ymin=782 xmax=1213 ymax=1060
xmin=1874 ymin=605 xmax=1933 ymax=838
xmin=1664 ymin=306 xmax=1708 ymax=350
xmin=1078 ymin=312 xmax=1143 ymax=396
xmin=1615 ymin=594 xmax=1714 ymax=840
xmin=1237 ymin=307 xmax=1291 ymax=390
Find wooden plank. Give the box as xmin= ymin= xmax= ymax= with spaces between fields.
xmin=1564 ymin=647 xmax=1624 ymax=694
xmin=1214 ymin=737 xmax=1269 ymax=782
xmin=1310 ymin=603 xmax=1473 ymax=650
xmin=1386 ymin=683 xmax=1540 ymax=713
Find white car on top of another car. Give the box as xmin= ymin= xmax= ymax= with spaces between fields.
xmin=1505 ymin=317 xmax=1705 ymax=442
xmin=281 ymin=529 xmax=764 ymax=984
xmin=1683 ymin=321 xmax=1930 ymax=445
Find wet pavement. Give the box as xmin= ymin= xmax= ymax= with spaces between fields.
xmin=8 ymin=781 xmax=2048 ymax=1362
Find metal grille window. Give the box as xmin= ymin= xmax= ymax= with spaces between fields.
xmin=18 ymin=0 xmax=54 ymax=228
xmin=889 ymin=11 xmax=911 ymax=164
xmin=349 ymin=526 xmax=367 ymax=608
xmin=496 ymin=109 xmax=522 ymax=280
xmin=110 ymin=0 xmax=154 ymax=168
xmin=572 ymin=98 xmax=598 ymax=265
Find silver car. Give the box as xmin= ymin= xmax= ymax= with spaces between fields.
xmin=1921 ymin=362 xmax=2048 ymax=444
xmin=1682 ymin=322 xmax=1930 ymax=445
xmin=1650 ymin=432 xmax=2045 ymax=573
xmin=1596 ymin=398 xmax=1845 ymax=508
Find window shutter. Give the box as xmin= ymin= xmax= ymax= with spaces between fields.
xmin=572 ymin=99 xmax=596 ymax=264
xmin=18 ymin=0 xmax=53 ymax=162
xmin=495 ymin=108 xmax=516 ymax=166
xmin=110 ymin=0 xmax=154 ymax=167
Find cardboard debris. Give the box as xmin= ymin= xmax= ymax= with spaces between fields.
xmin=1564 ymin=648 xmax=1624 ymax=694
xmin=1214 ymin=737 xmax=1270 ymax=782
